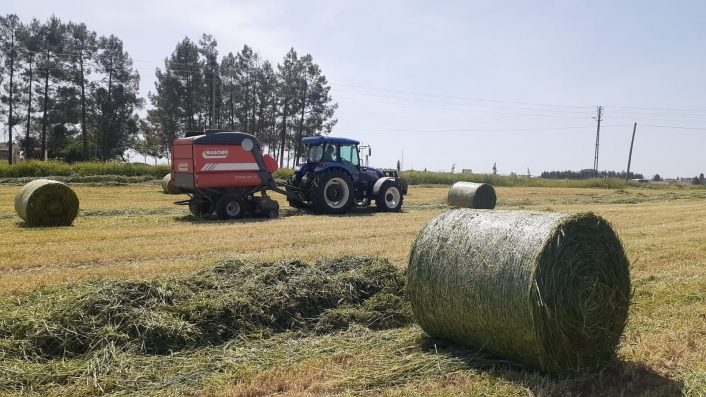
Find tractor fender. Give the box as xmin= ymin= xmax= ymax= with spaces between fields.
xmin=372 ymin=177 xmax=397 ymax=195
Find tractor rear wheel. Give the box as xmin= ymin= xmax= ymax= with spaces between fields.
xmin=215 ymin=194 xmax=246 ymax=220
xmin=376 ymin=180 xmax=404 ymax=212
xmin=311 ymin=169 xmax=354 ymax=214
xmin=189 ymin=199 xmax=214 ymax=217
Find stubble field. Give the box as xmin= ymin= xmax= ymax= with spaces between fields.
xmin=0 ymin=183 xmax=704 ymax=396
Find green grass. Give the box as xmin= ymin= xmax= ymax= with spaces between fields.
xmin=2 ymin=255 xmax=699 ymax=396
xmin=0 ymin=256 xmax=413 ymax=395
xmin=1 ymin=185 xmax=705 ymax=396
xmin=0 ymin=161 xmax=170 ymax=178
xmin=400 ymin=171 xmax=642 ymax=188
xmin=500 ymin=189 xmax=706 ymax=207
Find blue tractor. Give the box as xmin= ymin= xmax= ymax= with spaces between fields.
xmin=284 ymin=136 xmax=408 ymax=214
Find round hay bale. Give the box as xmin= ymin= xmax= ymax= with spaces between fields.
xmin=408 ymin=209 xmax=631 ymax=373
xmin=447 ymin=182 xmax=496 ymax=209
xmin=14 ymin=179 xmax=80 ymax=227
xmin=161 ymin=173 xmax=181 ymax=194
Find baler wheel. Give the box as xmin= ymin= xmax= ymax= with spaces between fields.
xmin=215 ymin=194 xmax=246 ymax=220
xmin=266 ymin=209 xmax=279 ymax=219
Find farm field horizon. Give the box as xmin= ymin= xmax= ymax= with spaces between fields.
xmin=0 ymin=183 xmax=705 ymax=395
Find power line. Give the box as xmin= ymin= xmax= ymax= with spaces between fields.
xmin=334 ymin=95 xmax=595 ymax=119
xmin=332 ymin=83 xmax=595 ymax=110
xmin=333 ymin=83 xmax=706 ymax=113
xmin=332 ymin=89 xmax=596 ymax=116
xmin=336 ymin=125 xmax=631 ymax=133
xmin=642 ymin=124 xmax=706 ymax=130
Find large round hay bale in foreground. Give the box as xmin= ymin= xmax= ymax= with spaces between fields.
xmin=408 ymin=209 xmax=631 ymax=373
xmin=15 ymin=179 xmax=80 ymax=227
xmin=447 ymin=182 xmax=496 ymax=209
xmin=161 ymin=173 xmax=181 ymax=194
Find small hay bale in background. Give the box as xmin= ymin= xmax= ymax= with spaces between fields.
xmin=408 ymin=209 xmax=631 ymax=373
xmin=447 ymin=182 xmax=496 ymax=209
xmin=14 ymin=179 xmax=80 ymax=227
xmin=161 ymin=173 xmax=181 ymax=194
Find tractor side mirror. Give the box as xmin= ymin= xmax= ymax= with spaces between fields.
xmin=368 ymin=148 xmax=372 ymax=156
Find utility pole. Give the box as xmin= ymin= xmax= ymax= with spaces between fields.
xmin=359 ymin=144 xmax=371 ymax=167
xmin=593 ymin=106 xmax=603 ymax=178
xmin=626 ymin=123 xmax=637 ymax=181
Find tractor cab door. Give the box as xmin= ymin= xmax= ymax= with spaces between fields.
xmin=339 ymin=144 xmax=360 ymax=182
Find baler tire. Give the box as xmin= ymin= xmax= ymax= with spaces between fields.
xmin=215 ymin=194 xmax=246 ymax=220
xmin=310 ymin=169 xmax=354 ymax=215
xmin=266 ymin=209 xmax=279 ymax=219
xmin=189 ymin=199 xmax=214 ymax=218
xmin=376 ymin=180 xmax=404 ymax=212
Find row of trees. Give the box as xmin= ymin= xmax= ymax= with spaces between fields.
xmin=145 ymin=37 xmax=337 ymax=167
xmin=541 ymin=169 xmax=644 ymax=180
xmin=0 ymin=14 xmax=141 ymax=163
xmin=0 ymin=14 xmax=338 ymax=166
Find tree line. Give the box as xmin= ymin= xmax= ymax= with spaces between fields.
xmin=0 ymin=14 xmax=337 ymax=166
xmin=540 ymin=169 xmax=644 ymax=180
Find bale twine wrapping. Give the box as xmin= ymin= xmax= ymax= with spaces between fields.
xmin=161 ymin=173 xmax=181 ymax=194
xmin=408 ymin=209 xmax=631 ymax=373
xmin=447 ymin=182 xmax=496 ymax=209
xmin=14 ymin=179 xmax=80 ymax=227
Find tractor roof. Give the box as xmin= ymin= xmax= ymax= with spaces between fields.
xmin=302 ymin=136 xmax=360 ymax=145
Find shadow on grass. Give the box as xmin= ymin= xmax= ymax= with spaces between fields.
xmin=421 ymin=337 xmax=683 ymax=397
xmin=15 ymin=221 xmax=75 ymax=229
xmin=173 ymin=206 xmax=381 ymax=223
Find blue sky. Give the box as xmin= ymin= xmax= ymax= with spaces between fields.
xmin=6 ymin=1 xmax=706 ymax=178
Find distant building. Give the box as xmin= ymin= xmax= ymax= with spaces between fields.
xmin=0 ymin=143 xmax=21 ymax=163
xmin=462 ymin=169 xmax=473 ymax=174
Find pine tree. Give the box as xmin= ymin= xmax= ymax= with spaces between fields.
xmin=219 ymin=52 xmax=237 ymax=131
xmin=198 ymin=34 xmax=218 ymax=129
xmin=18 ymin=18 xmax=41 ymax=159
xmin=94 ymin=35 xmax=142 ymax=161
xmin=0 ymin=14 xmax=23 ymax=163
xmin=65 ymin=22 xmax=97 ymax=160
xmin=292 ymin=53 xmax=337 ymax=162
xmin=276 ymin=48 xmax=299 ymax=167
xmin=36 ymin=15 xmax=65 ymax=160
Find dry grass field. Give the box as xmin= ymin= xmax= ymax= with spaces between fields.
xmin=0 ymin=183 xmax=704 ymax=396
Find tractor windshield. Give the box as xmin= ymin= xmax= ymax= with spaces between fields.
xmin=339 ymin=144 xmax=359 ymax=167
xmin=308 ymin=143 xmax=338 ymax=163
xmin=308 ymin=145 xmax=324 ymax=163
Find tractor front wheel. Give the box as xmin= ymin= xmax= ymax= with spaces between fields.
xmin=376 ymin=180 xmax=404 ymax=212
xmin=215 ymin=194 xmax=246 ymax=220
xmin=311 ymin=169 xmax=354 ymax=214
